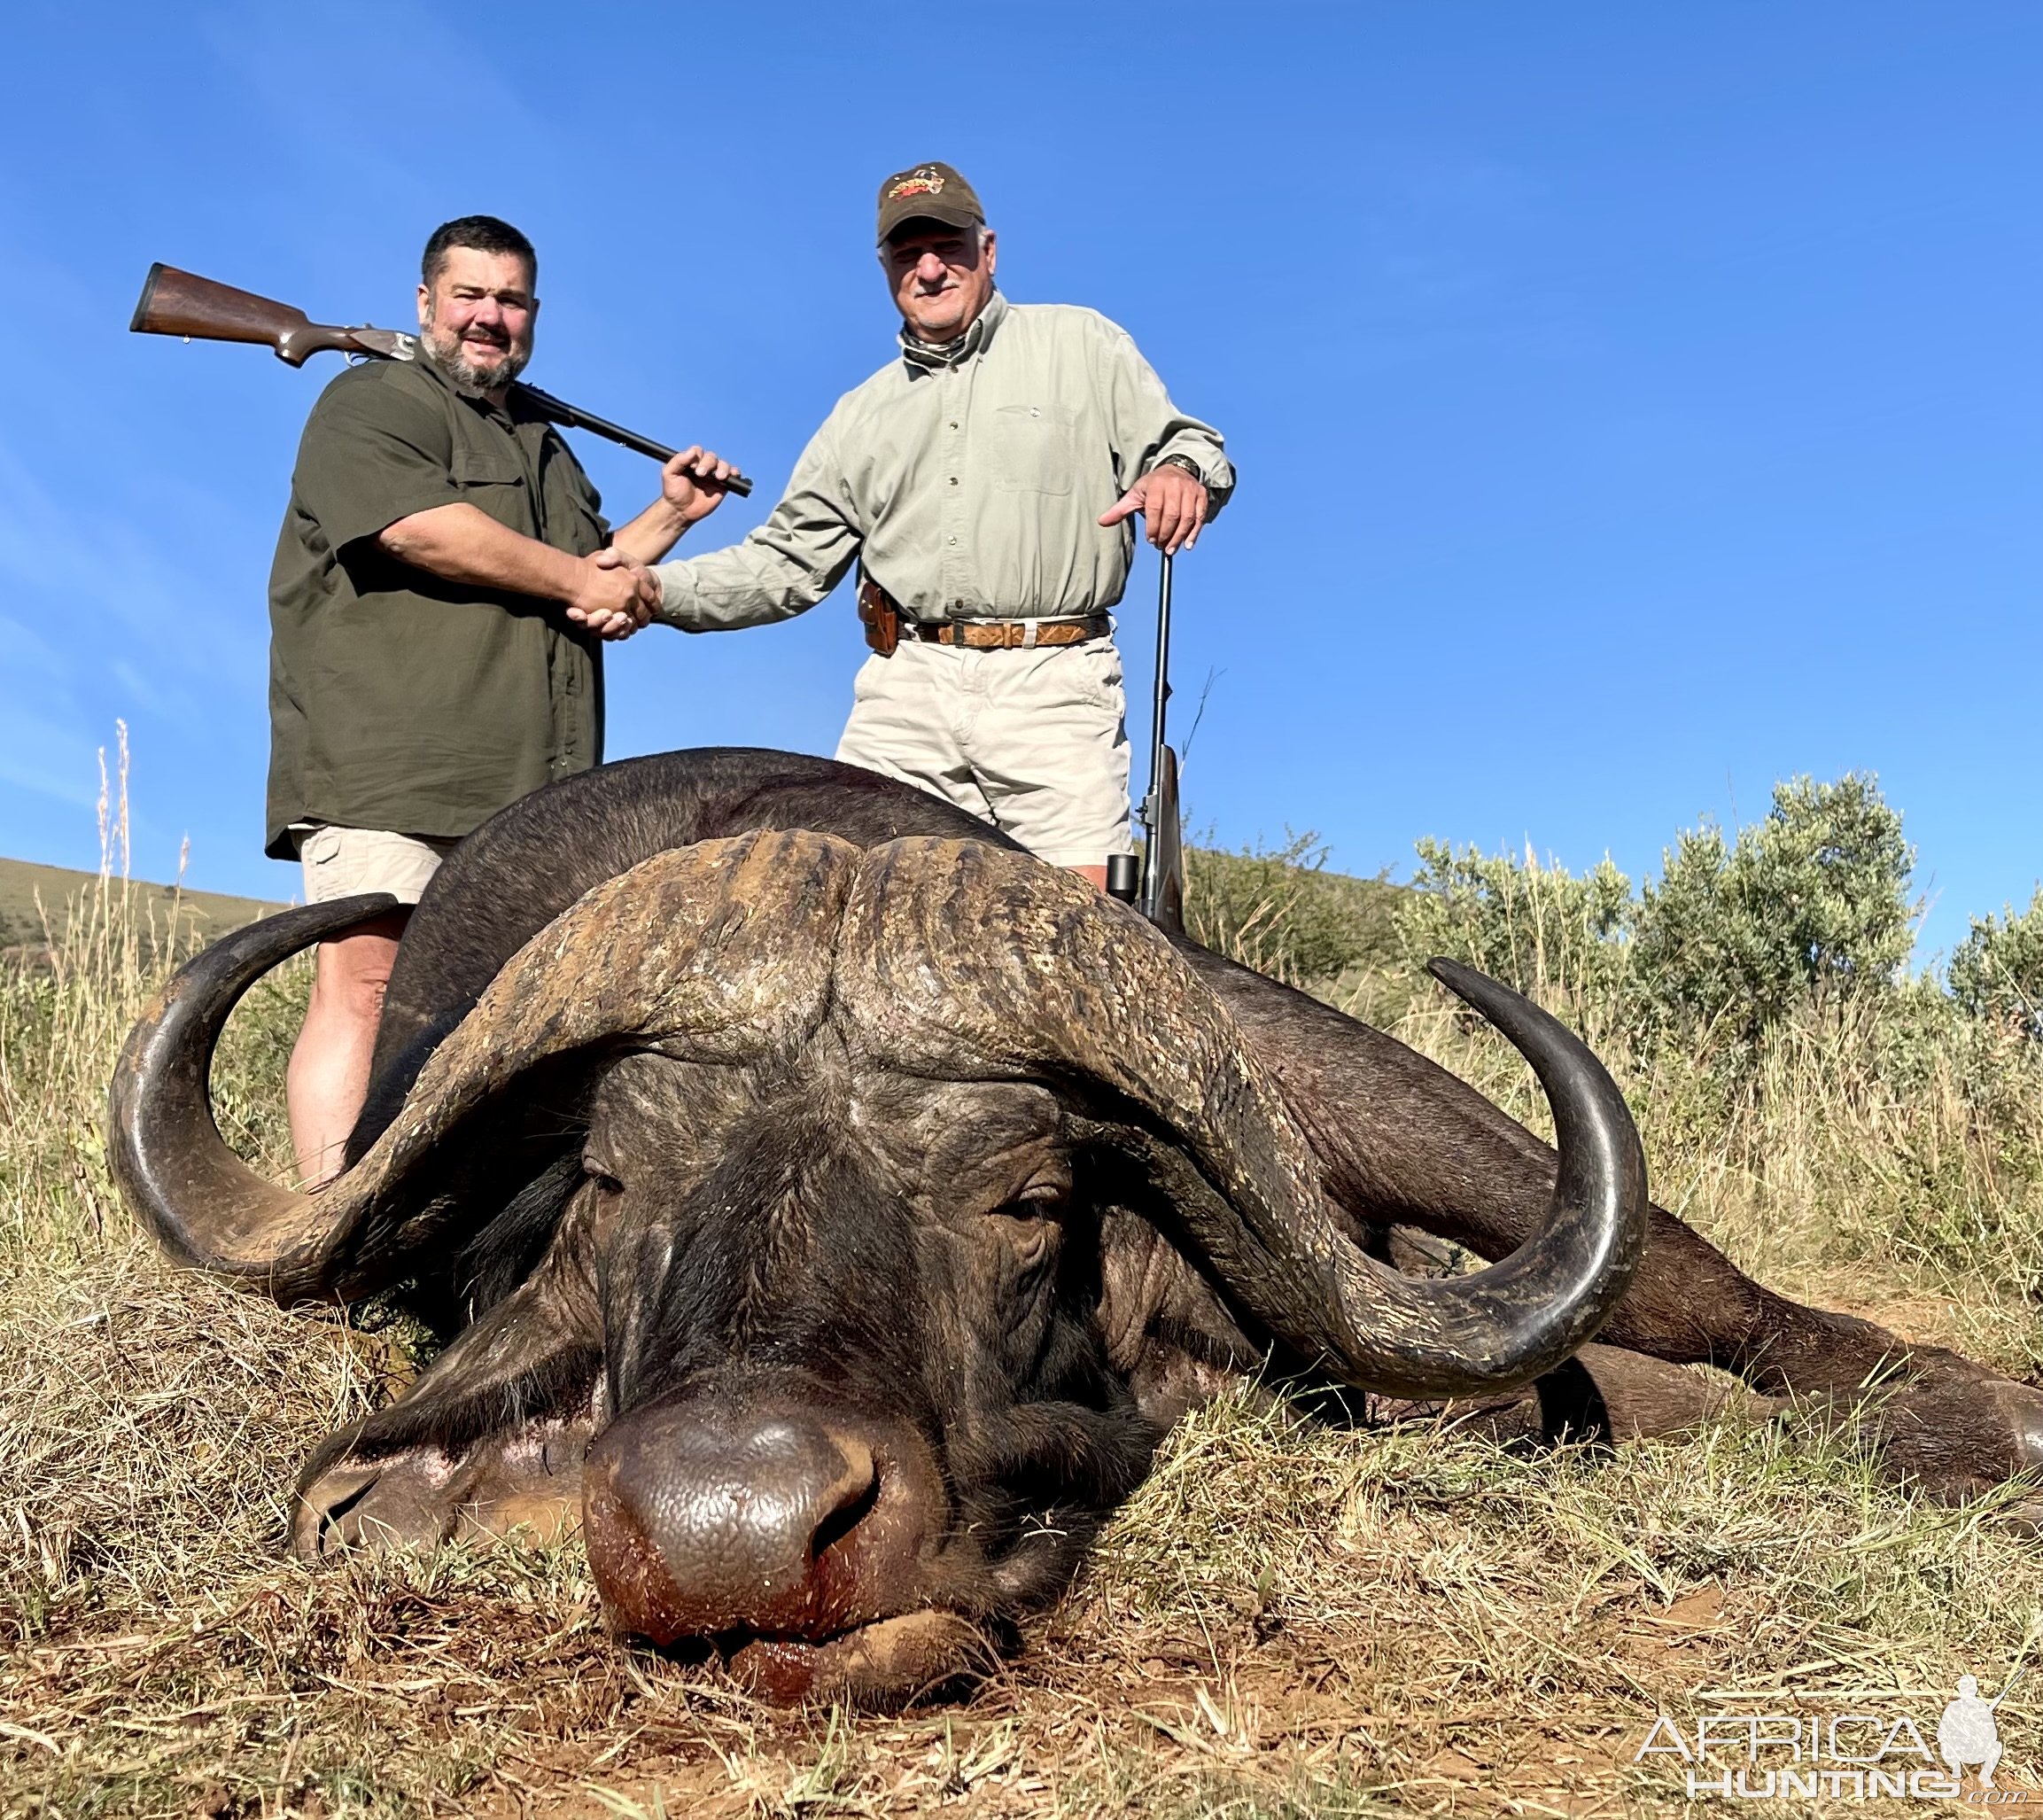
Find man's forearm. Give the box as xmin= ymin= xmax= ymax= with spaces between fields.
xmin=652 ymin=523 xmax=858 ymax=631
xmin=610 ymin=498 xmax=691 ymax=566
xmin=377 ymin=503 xmax=586 ymax=603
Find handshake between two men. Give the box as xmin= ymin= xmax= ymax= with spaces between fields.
xmin=559 ymin=447 xmax=737 ymax=640
xmin=375 ymin=445 xmax=740 ymax=644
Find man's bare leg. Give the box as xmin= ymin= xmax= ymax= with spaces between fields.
xmin=286 ymin=911 xmax=409 ymax=1186
xmin=1072 ymin=864 xmax=1108 ymax=891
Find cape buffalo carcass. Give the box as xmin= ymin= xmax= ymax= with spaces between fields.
xmin=111 ymin=749 xmax=2043 ymax=1707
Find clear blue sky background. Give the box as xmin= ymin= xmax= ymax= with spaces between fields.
xmin=2 ymin=3 xmax=2037 ymax=959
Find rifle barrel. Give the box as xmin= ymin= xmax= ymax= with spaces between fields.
xmin=514 ymin=384 xmax=753 ymax=497
xmin=1139 ymin=552 xmax=1175 ymax=922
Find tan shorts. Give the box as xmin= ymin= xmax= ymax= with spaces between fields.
xmin=293 ymin=825 xmax=460 ymax=907
xmin=834 ymin=635 xmax=1134 ymax=868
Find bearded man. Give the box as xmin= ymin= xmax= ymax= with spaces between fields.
xmin=268 ymin=214 xmax=734 ymax=1183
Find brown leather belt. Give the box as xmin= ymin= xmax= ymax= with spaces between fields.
xmin=857 ymin=572 xmax=1108 ymax=655
xmin=907 ymin=614 xmax=1109 ymax=649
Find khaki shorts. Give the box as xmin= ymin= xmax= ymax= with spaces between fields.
xmin=293 ymin=825 xmax=460 ymax=907
xmin=834 ymin=635 xmax=1133 ymax=868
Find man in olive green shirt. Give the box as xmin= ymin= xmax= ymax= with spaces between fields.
xmin=272 ymin=213 xmax=734 ymax=1183
xmin=651 ymin=161 xmax=1232 ymax=887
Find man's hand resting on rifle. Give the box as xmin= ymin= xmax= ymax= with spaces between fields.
xmin=1099 ymin=460 xmax=1209 ymax=556
xmin=657 ymin=445 xmax=740 ymax=522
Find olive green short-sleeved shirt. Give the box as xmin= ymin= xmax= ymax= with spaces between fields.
xmin=264 ymin=353 xmax=611 ymax=858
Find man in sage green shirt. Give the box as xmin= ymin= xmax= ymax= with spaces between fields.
xmin=652 ymin=161 xmax=1232 ymax=886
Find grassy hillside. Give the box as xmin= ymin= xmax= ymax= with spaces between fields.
xmin=2 ymin=802 xmax=2039 ymax=1816
xmin=0 ymin=857 xmax=280 ymax=959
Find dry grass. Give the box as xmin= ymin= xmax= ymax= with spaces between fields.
xmin=5 ymin=806 xmax=2043 ymax=1816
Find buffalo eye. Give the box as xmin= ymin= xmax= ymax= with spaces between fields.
xmin=992 ymin=1179 xmax=1068 ymax=1225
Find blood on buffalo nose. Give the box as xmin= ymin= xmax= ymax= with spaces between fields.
xmin=581 ymin=1399 xmax=926 ymax=1647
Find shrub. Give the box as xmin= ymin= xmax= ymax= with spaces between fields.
xmin=1398 ymin=838 xmax=1635 ymax=1007
xmin=1949 ymin=887 xmax=2043 ymax=1042
xmin=1632 ymin=774 xmax=1916 ymax=1049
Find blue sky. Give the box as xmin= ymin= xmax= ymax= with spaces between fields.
xmin=1 ymin=3 xmax=2037 ymax=958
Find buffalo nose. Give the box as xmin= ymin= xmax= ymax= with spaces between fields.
xmin=583 ymin=1400 xmax=907 ymax=1645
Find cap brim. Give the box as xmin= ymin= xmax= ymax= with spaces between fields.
xmin=878 ymin=203 xmax=982 ymax=245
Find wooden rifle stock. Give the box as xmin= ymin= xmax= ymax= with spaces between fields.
xmin=130 ymin=263 xmax=405 ymax=367
xmin=129 ymin=263 xmax=752 ymax=496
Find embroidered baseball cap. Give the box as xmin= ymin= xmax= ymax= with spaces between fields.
xmin=875 ymin=161 xmax=984 ymax=245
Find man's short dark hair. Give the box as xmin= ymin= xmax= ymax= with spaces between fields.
xmin=422 ymin=216 xmax=538 ymax=290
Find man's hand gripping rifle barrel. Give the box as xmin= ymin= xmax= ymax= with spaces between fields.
xmin=129 ymin=263 xmax=753 ymax=495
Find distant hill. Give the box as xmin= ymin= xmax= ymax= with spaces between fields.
xmin=0 ymin=858 xmax=283 ymax=958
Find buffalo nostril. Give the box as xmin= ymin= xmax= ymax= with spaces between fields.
xmin=809 ymin=1458 xmax=880 ymax=1561
xmin=311 ymin=1474 xmax=377 ymax=1550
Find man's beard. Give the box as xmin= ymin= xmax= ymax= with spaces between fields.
xmin=424 ymin=319 xmax=532 ymax=392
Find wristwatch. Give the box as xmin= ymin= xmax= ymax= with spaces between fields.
xmin=1156 ymin=455 xmax=1203 ymax=483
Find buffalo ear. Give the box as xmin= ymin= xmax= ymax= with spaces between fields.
xmin=1076 ymin=1124 xmax=1262 ymax=1425
xmin=454 ymin=1151 xmax=590 ymax=1318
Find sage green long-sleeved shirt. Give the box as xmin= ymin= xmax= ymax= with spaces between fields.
xmin=653 ymin=292 xmax=1232 ymax=630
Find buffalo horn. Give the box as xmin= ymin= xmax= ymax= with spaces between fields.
xmin=116 ymin=830 xmax=1645 ymax=1393
xmin=109 ymin=833 xmax=857 ymax=1302
xmin=110 ymin=894 xmax=400 ymax=1295
xmin=838 ymin=839 xmax=1648 ymax=1399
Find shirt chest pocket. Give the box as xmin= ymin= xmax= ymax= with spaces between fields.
xmin=544 ymin=450 xmax=610 ymax=557
xmin=451 ymin=447 xmax=532 ymax=531
xmin=987 ymin=403 xmax=1077 ymax=496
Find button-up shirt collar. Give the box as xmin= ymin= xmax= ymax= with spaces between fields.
xmin=897 ymin=290 xmax=1008 ymax=375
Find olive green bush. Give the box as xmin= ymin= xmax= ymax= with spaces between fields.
xmin=1949 ymin=886 xmax=2043 ymax=1043
xmin=1400 ymin=773 xmax=1927 ymax=1063
xmin=1630 ymin=774 xmax=1917 ymax=1049
xmin=1398 ymin=838 xmax=1635 ymax=1008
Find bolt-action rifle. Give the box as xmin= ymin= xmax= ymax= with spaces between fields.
xmin=128 ymin=263 xmax=752 ymax=496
